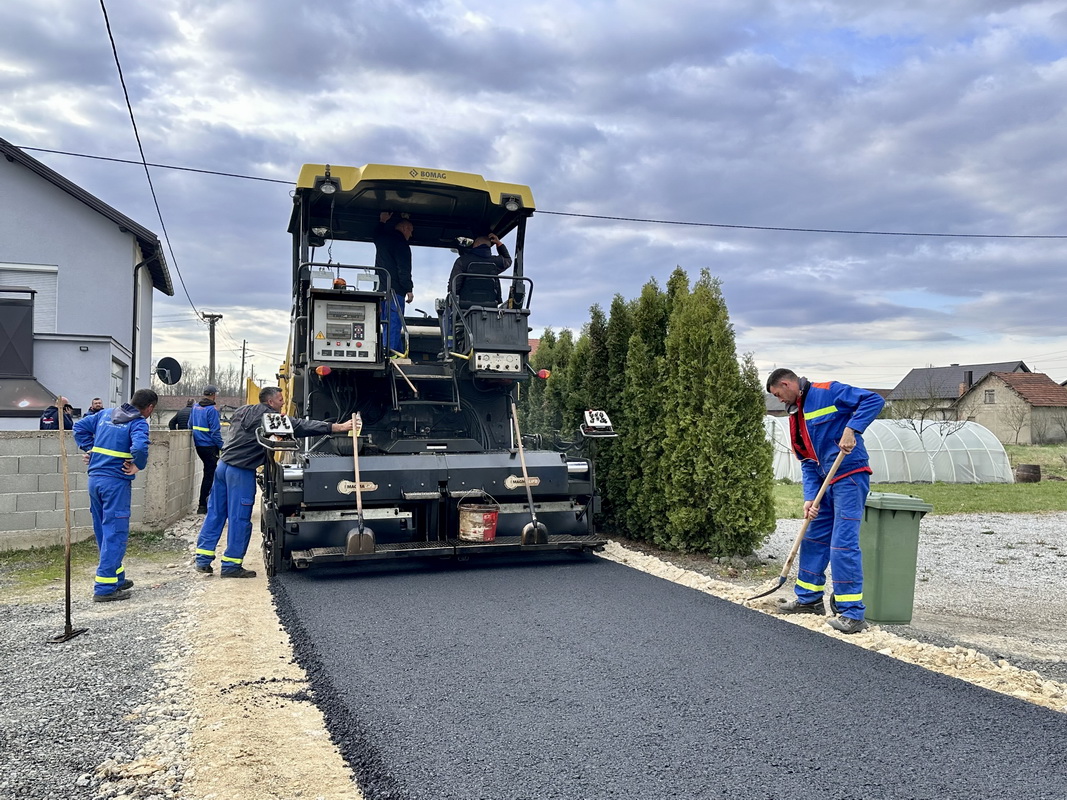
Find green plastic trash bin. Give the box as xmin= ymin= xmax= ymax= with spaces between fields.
xmin=859 ymin=492 xmax=933 ymax=625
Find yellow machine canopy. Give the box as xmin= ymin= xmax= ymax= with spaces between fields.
xmin=289 ymin=163 xmax=536 ymax=249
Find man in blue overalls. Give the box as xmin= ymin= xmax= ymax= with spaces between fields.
xmin=766 ymin=369 xmax=884 ymax=634
xmin=189 ymin=385 xmax=224 ymax=514
xmin=74 ymin=388 xmax=158 ymax=602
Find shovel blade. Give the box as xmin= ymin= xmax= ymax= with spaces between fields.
xmin=521 ymin=521 xmax=548 ymax=545
xmin=345 ymin=525 xmax=376 ymax=555
xmin=746 ymin=575 xmax=787 ymax=602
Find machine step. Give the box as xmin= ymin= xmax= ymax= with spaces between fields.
xmin=290 ymin=534 xmax=607 ymax=568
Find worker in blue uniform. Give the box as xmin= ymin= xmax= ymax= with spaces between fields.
xmin=189 ymin=385 xmax=224 ymax=514
xmin=766 ymin=369 xmax=885 ymax=634
xmin=73 ymin=388 xmax=158 ymax=602
xmin=194 ymin=386 xmax=353 ymax=578
xmin=373 ymin=211 xmax=414 ymax=356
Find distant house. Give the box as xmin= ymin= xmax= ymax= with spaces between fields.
xmin=955 ymin=372 xmax=1067 ymax=444
xmin=888 ymin=361 xmax=1030 ymax=421
xmin=0 ymin=137 xmax=173 ymax=429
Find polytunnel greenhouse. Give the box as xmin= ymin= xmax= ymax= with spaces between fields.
xmin=764 ymin=417 xmax=1014 ymax=483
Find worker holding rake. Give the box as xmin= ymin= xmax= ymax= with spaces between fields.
xmin=766 ymin=369 xmax=884 ymax=634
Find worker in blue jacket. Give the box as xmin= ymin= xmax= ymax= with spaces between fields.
xmin=194 ymin=386 xmax=352 ymax=578
xmin=73 ymin=388 xmax=158 ymax=602
xmin=189 ymin=385 xmax=224 ymax=514
xmin=766 ymin=369 xmax=885 ymax=634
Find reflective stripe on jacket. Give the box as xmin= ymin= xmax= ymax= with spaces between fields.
xmin=189 ymin=401 xmax=224 ymax=448
xmin=73 ymin=406 xmax=150 ymax=481
xmin=788 ymin=380 xmax=884 ymax=499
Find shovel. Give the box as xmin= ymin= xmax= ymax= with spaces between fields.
xmin=344 ymin=412 xmax=375 ymax=555
xmin=510 ymin=399 xmax=548 ymax=545
xmin=747 ymin=449 xmax=846 ymax=601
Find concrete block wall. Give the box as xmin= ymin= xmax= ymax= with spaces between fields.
xmin=0 ymin=429 xmax=199 ymax=552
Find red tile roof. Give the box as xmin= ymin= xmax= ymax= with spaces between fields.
xmin=992 ymin=372 xmax=1067 ymax=407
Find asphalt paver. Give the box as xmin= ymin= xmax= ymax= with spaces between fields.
xmin=273 ymin=553 xmax=1067 ymax=800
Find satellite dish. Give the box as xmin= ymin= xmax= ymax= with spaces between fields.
xmin=155 ymin=356 xmax=183 ymax=386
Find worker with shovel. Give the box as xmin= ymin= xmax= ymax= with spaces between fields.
xmin=765 ymin=369 xmax=884 ymax=634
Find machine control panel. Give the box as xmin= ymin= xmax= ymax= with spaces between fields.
xmin=311 ymin=297 xmax=379 ymax=363
xmin=473 ymin=351 xmax=523 ymax=373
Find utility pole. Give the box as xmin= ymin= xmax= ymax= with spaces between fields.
xmin=239 ymin=340 xmax=247 ymax=391
xmin=202 ymin=313 xmax=223 ymax=385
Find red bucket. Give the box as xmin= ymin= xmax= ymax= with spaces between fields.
xmin=458 ymin=498 xmax=499 ymax=542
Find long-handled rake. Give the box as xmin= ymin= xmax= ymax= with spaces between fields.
xmin=747 ymin=449 xmax=846 ymax=602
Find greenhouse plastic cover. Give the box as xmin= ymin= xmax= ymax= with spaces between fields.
xmin=764 ymin=418 xmax=1014 ymax=484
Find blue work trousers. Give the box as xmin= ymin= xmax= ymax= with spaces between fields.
xmin=382 ymin=292 xmax=405 ymax=356
xmin=195 ymin=460 xmax=257 ymax=574
xmin=794 ymin=472 xmax=870 ymax=619
xmin=88 ymin=475 xmax=132 ymax=596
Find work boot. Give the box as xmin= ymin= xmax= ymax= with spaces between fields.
xmin=196 ymin=505 xmax=208 ymax=514
xmin=93 ymin=589 xmax=132 ymax=603
xmin=119 ymin=579 xmax=134 ymax=590
xmin=220 ymin=566 xmax=257 ymax=579
xmin=193 ymin=564 xmax=213 ymax=574
xmin=777 ymin=597 xmax=828 ymax=615
xmin=827 ymin=615 xmax=870 ymax=634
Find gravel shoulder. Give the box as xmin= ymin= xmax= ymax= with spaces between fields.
xmin=1 ymin=509 xmax=1064 ymax=799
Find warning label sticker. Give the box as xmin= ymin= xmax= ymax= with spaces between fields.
xmin=315 ymin=331 xmax=325 ymax=340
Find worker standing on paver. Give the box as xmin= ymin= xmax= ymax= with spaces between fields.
xmin=73 ymin=388 xmax=158 ymax=602
xmin=189 ymin=385 xmax=224 ymax=514
xmin=766 ymin=369 xmax=884 ymax=634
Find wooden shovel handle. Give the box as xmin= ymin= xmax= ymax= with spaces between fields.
xmin=779 ymin=449 xmax=847 ymax=577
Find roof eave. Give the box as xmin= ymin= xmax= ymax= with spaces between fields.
xmin=1 ymin=137 xmax=174 ymax=297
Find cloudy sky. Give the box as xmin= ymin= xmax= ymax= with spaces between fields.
xmin=3 ymin=0 xmax=1067 ymax=388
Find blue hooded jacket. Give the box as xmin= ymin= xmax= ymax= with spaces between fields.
xmin=73 ymin=404 xmax=151 ymax=481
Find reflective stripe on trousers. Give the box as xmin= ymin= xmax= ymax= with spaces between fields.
xmin=88 ymin=475 xmax=132 ymax=595
xmin=195 ymin=460 xmax=257 ymax=573
xmin=794 ymin=472 xmax=869 ymax=619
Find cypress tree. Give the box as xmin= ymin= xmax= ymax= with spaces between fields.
xmin=597 ymin=295 xmax=633 ymax=533
xmin=544 ymin=328 xmax=574 ymax=434
xmin=523 ymin=328 xmax=556 ymax=437
xmin=662 ymin=270 xmax=774 ymax=554
xmin=621 ymin=278 xmax=672 ymax=542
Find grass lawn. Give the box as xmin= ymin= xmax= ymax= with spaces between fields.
xmin=773 ymin=443 xmax=1067 ymax=518
xmin=0 ymin=530 xmax=184 ymax=596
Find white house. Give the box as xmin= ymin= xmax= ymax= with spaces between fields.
xmin=0 ymin=137 xmax=173 ymax=428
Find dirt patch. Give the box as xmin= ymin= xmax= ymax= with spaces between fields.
xmin=180 ymin=514 xmax=363 ymax=800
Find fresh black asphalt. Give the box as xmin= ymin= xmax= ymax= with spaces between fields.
xmin=272 ymin=553 xmax=1067 ymax=800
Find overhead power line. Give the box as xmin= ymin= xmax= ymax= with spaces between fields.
xmin=18 ymin=144 xmax=1067 ymax=241
xmin=98 ymin=0 xmax=202 ymax=317
xmin=537 ymin=211 xmax=1067 ymax=240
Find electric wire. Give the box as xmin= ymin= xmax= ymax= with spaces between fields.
xmin=15 ymin=144 xmax=1067 ymax=241
xmin=97 ymin=0 xmax=203 ymax=318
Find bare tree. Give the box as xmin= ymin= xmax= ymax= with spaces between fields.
xmin=1050 ymin=407 xmax=1067 ymax=442
xmin=882 ymin=374 xmax=967 ymax=479
xmin=151 ymin=362 xmax=244 ymax=397
xmin=1031 ymin=412 xmax=1049 ymax=445
xmin=1000 ymin=401 xmax=1030 ymax=444
xmin=883 ymin=373 xmax=966 ymax=438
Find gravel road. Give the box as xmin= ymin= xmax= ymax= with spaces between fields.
xmin=1 ymin=510 xmax=1064 ymax=799
xmin=755 ymin=511 xmax=1067 ymax=680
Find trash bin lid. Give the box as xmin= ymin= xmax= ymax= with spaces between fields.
xmin=865 ymin=492 xmax=934 ymax=513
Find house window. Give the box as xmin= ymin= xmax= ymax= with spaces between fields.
xmin=111 ymin=359 xmax=126 ymax=406
xmin=0 ymin=263 xmax=58 ymax=332
xmin=984 ymin=390 xmax=995 ymax=404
